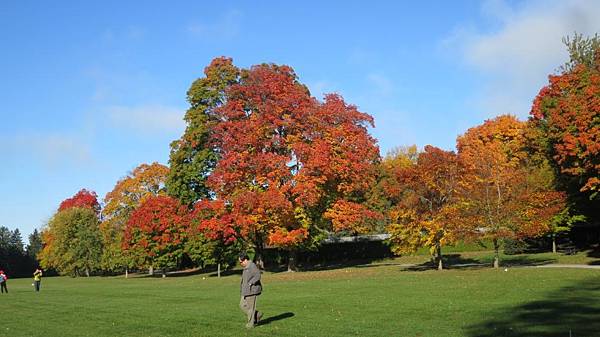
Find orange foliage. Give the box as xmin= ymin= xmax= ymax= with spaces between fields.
xmin=324 ymin=200 xmax=381 ymax=235
xmin=457 ymin=115 xmax=566 ymax=265
xmin=207 ymin=62 xmax=379 ymax=254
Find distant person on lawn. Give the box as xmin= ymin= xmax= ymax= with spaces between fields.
xmin=239 ymin=253 xmax=263 ymax=328
xmin=33 ymin=268 xmax=43 ymax=292
xmin=0 ymin=270 xmax=8 ymax=293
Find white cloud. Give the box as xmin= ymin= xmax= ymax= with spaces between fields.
xmin=448 ymin=0 xmax=600 ymax=117
xmin=2 ymin=133 xmax=92 ymax=167
xmin=187 ymin=9 xmax=243 ymax=39
xmin=107 ymin=104 xmax=185 ymax=134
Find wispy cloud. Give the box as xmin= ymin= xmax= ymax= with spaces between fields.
xmin=367 ymin=73 xmax=394 ymax=97
xmin=347 ymin=48 xmax=380 ymax=66
xmin=187 ymin=9 xmax=243 ymax=39
xmin=2 ymin=133 xmax=92 ymax=168
xmin=445 ymin=0 xmax=600 ymax=117
xmin=107 ymin=104 xmax=185 ymax=134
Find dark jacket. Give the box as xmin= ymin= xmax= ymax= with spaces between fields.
xmin=240 ymin=261 xmax=262 ymax=297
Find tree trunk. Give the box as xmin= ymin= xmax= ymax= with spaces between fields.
xmin=85 ymin=267 xmax=90 ymax=277
xmin=436 ymin=244 xmax=443 ymax=270
xmin=125 ymin=267 xmax=128 ymax=279
xmin=552 ymin=234 xmax=557 ymax=254
xmin=287 ymin=250 xmax=297 ymax=272
xmin=493 ymin=238 xmax=500 ymax=268
xmin=217 ymin=263 xmax=221 ymax=278
xmin=149 ymin=265 xmax=154 ymax=276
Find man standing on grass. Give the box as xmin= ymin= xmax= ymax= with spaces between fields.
xmin=239 ymin=253 xmax=263 ymax=328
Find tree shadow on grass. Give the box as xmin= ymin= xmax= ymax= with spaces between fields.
xmin=208 ymin=269 xmax=242 ymax=277
xmin=465 ymin=277 xmax=600 ymax=337
xmin=268 ymin=258 xmax=383 ymax=273
xmin=401 ymin=254 xmax=556 ymax=272
xmin=499 ymin=256 xmax=556 ymax=267
xmin=257 ymin=312 xmax=295 ymax=326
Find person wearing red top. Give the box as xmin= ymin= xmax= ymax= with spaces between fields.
xmin=0 ymin=270 xmax=8 ymax=293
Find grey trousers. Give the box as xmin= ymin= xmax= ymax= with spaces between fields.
xmin=240 ymin=295 xmax=259 ymax=326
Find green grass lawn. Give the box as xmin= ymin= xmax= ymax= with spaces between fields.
xmin=4 ymin=262 xmax=600 ymax=337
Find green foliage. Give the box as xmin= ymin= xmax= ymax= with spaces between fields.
xmin=0 ymin=226 xmax=35 ymax=276
xmin=166 ymin=57 xmax=240 ymax=206
xmin=26 ymin=229 xmax=42 ymax=259
xmin=41 ymin=208 xmax=103 ymax=276
xmin=185 ymin=233 xmax=241 ymax=270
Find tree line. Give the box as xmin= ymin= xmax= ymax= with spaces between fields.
xmin=32 ymin=34 xmax=600 ymax=276
xmin=0 ymin=227 xmax=42 ymax=277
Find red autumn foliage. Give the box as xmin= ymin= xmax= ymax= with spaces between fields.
xmin=58 ymin=189 xmax=100 ymax=214
xmin=530 ymin=62 xmax=600 ymax=195
xmin=122 ymin=195 xmax=189 ymax=267
xmin=207 ymin=61 xmax=380 ymax=257
xmin=190 ymin=199 xmax=238 ymax=245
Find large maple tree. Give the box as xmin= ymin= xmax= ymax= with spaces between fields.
xmin=530 ymin=34 xmax=600 ymax=228
xmin=207 ymin=62 xmax=380 ymax=268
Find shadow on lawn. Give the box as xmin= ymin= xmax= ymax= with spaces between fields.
xmin=586 ymin=246 xmax=600 ymax=265
xmin=268 ymin=258 xmax=383 ymax=273
xmin=401 ymin=254 xmax=556 ymax=272
xmin=465 ymin=277 xmax=600 ymax=337
xmin=257 ymin=312 xmax=295 ymax=326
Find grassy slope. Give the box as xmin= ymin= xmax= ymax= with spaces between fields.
xmin=5 ymin=264 xmax=600 ymax=337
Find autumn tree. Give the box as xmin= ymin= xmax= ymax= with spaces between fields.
xmin=457 ymin=115 xmax=566 ymax=268
xmin=39 ymin=189 xmax=103 ymax=276
xmin=530 ymin=33 xmax=600 ymax=231
xmin=167 ymin=57 xmax=240 ymax=206
xmin=39 ymin=207 xmax=103 ymax=276
xmin=122 ymin=195 xmax=189 ymax=276
xmin=364 ymin=145 xmax=420 ymax=233
xmin=208 ymin=62 xmax=380 ymax=269
xmin=101 ymin=162 xmax=169 ymax=274
xmin=187 ymin=199 xmax=241 ymax=277
xmin=386 ymin=146 xmax=468 ymax=270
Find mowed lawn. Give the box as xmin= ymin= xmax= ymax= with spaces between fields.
xmin=5 ymin=263 xmax=600 ymax=337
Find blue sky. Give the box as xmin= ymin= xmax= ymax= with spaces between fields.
xmin=2 ymin=0 xmax=600 ymax=238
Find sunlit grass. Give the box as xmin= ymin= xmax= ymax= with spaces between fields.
xmin=5 ymin=260 xmax=600 ymax=337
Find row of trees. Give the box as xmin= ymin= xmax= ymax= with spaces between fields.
xmin=37 ymin=34 xmax=599 ymax=275
xmin=0 ymin=226 xmax=42 ymax=277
